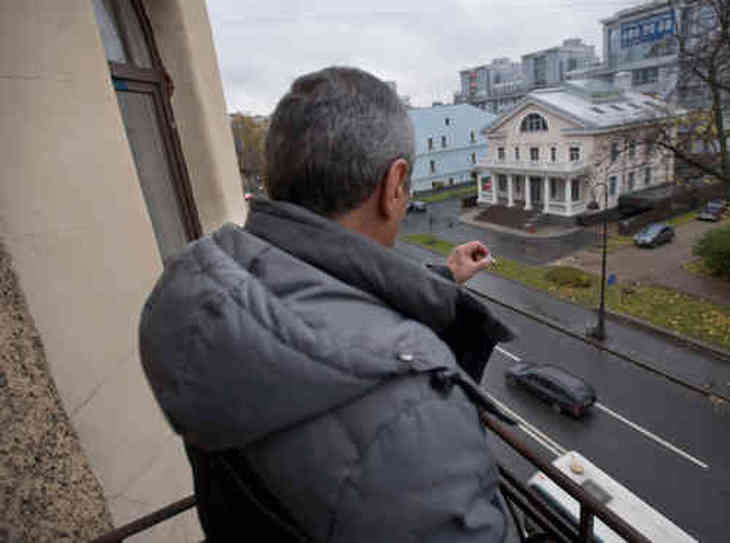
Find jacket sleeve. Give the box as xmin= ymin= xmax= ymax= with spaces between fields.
xmin=329 ymin=387 xmax=507 ymax=543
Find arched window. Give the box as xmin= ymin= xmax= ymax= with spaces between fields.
xmin=520 ymin=113 xmax=548 ymax=132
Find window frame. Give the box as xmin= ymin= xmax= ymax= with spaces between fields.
xmin=101 ymin=0 xmax=201 ymax=244
xmin=569 ymin=147 xmax=580 ymax=162
xmin=531 ymin=147 xmax=540 ymax=161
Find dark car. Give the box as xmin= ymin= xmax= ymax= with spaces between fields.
xmin=633 ymin=223 xmax=674 ymax=248
xmin=505 ymin=362 xmax=596 ymax=418
xmin=408 ymin=200 xmax=427 ymax=213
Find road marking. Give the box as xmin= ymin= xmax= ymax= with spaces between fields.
xmin=483 ymin=390 xmax=568 ymax=457
xmin=594 ymin=403 xmax=709 ymax=470
xmin=495 ymin=345 xmax=521 ymax=361
xmin=494 ymin=346 xmax=710 ymax=470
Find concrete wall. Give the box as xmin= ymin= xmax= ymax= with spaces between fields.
xmin=0 ymin=1 xmax=243 ymax=540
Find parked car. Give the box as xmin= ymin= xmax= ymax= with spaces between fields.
xmin=707 ymin=198 xmax=727 ymax=211
xmin=505 ymin=362 xmax=596 ymax=418
xmin=633 ymin=223 xmax=674 ymax=248
xmin=408 ymin=200 xmax=427 ymax=213
xmin=697 ymin=204 xmax=723 ymax=222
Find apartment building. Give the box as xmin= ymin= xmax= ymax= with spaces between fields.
xmin=1 ymin=1 xmax=244 ymax=540
xmin=408 ymin=104 xmax=496 ymax=193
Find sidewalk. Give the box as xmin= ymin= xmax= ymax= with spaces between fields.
xmin=396 ymin=240 xmax=730 ymax=403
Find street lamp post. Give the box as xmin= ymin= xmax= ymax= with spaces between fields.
xmin=587 ymin=182 xmax=609 ymax=341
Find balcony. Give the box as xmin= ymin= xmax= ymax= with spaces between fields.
xmin=484 ymin=158 xmax=589 ymax=176
xmin=90 ymin=386 xmax=651 ymax=543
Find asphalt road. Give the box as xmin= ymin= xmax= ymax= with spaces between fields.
xmin=394 ymin=240 xmax=730 ymax=543
xmin=400 ymin=199 xmax=596 ymax=265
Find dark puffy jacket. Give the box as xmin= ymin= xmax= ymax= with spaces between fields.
xmin=140 ymin=199 xmax=513 ymax=542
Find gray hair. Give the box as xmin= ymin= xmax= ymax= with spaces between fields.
xmin=265 ymin=67 xmax=414 ymax=217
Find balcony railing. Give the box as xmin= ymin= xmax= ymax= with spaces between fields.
xmin=89 ymin=409 xmax=650 ymax=543
xmin=485 ymin=158 xmax=588 ymax=175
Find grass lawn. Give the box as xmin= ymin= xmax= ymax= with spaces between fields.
xmin=403 ymin=234 xmax=730 ymax=350
xmin=418 ymin=185 xmax=477 ymax=203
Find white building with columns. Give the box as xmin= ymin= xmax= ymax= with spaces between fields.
xmin=476 ymin=78 xmax=676 ymax=217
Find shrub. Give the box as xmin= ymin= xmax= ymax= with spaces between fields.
xmin=544 ymin=266 xmax=593 ymax=288
xmin=693 ymin=225 xmax=730 ymax=277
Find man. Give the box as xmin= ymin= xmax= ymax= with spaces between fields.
xmin=140 ymin=67 xmax=513 ymax=542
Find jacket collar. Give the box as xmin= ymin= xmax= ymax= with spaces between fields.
xmin=244 ymin=198 xmax=513 ymax=382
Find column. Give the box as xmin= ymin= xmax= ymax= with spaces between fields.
xmin=564 ymin=178 xmax=571 ymax=216
xmin=543 ymin=176 xmax=550 ymax=213
xmin=524 ymin=176 xmax=532 ymax=210
xmin=492 ymin=177 xmax=498 ymax=205
xmin=507 ymin=175 xmax=514 ymax=207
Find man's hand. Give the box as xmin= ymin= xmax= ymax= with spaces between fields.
xmin=446 ymin=241 xmax=495 ymax=284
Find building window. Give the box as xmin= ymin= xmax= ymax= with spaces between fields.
xmin=470 ymin=152 xmax=476 ymax=164
xmin=628 ymin=171 xmax=635 ymax=191
xmin=571 ymin=179 xmax=580 ymax=201
xmin=520 ymin=113 xmax=549 ymax=132
xmin=428 ymin=137 xmax=433 ymax=151
xmin=470 ymin=130 xmax=476 ymax=143
xmin=498 ymin=175 xmax=508 ymax=192
xmin=449 ymin=178 xmax=454 ymax=186
xmin=531 ymin=147 xmax=540 ymax=161
xmin=645 ymin=167 xmax=651 ymax=185
xmin=515 ymin=177 xmax=522 ymax=194
xmin=445 ymin=117 xmax=450 ymax=126
xmin=611 ymin=142 xmax=620 ymax=162
xmin=441 ymin=135 xmax=447 ymax=148
xmin=550 ymin=178 xmax=558 ymax=200
xmin=92 ymin=0 xmax=201 ymax=260
xmin=498 ymin=147 xmax=505 ymax=160
xmin=629 ymin=140 xmax=636 ymax=159
xmin=609 ymin=176 xmax=617 ymax=195
xmin=569 ymin=147 xmax=580 ymax=161
xmin=429 ymin=160 xmax=436 ymax=173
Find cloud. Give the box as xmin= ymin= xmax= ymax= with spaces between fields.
xmin=206 ymin=0 xmax=639 ymax=114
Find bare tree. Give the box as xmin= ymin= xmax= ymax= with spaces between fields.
xmin=651 ymin=0 xmax=730 ymax=197
xmin=230 ymin=113 xmax=268 ymax=193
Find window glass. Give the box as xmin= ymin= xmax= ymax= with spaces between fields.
xmin=92 ymin=0 xmax=128 ymax=63
xmin=92 ymin=0 xmax=153 ymax=67
xmin=116 ymin=90 xmax=188 ymax=260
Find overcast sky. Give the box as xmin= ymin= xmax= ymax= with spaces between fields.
xmin=205 ymin=0 xmax=642 ymax=115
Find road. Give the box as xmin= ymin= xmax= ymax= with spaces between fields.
xmin=395 ymin=240 xmax=730 ymax=542
xmin=400 ymin=199 xmax=595 ymax=265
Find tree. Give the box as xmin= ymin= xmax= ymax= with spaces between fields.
xmin=230 ymin=113 xmax=268 ymax=193
xmin=650 ymin=0 xmax=730 ymax=198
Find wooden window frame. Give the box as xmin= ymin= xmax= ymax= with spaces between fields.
xmin=106 ymin=0 xmax=202 ymax=242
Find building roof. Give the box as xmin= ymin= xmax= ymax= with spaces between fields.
xmin=487 ymin=79 xmax=677 ymax=134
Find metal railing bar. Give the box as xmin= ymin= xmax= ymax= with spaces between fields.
xmin=498 ymin=466 xmax=579 ymax=542
xmin=89 ymin=495 xmax=196 ymax=543
xmin=499 ymin=477 xmax=575 ymax=543
xmin=480 ymin=409 xmax=650 ymax=543
xmin=579 ymin=506 xmax=596 ymax=542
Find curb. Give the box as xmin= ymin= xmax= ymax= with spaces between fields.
xmin=469 ymin=287 xmax=730 ymax=403
xmin=603 ymin=308 xmax=730 ymax=364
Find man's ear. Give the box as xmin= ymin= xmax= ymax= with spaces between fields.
xmin=379 ymin=158 xmax=410 ymax=218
